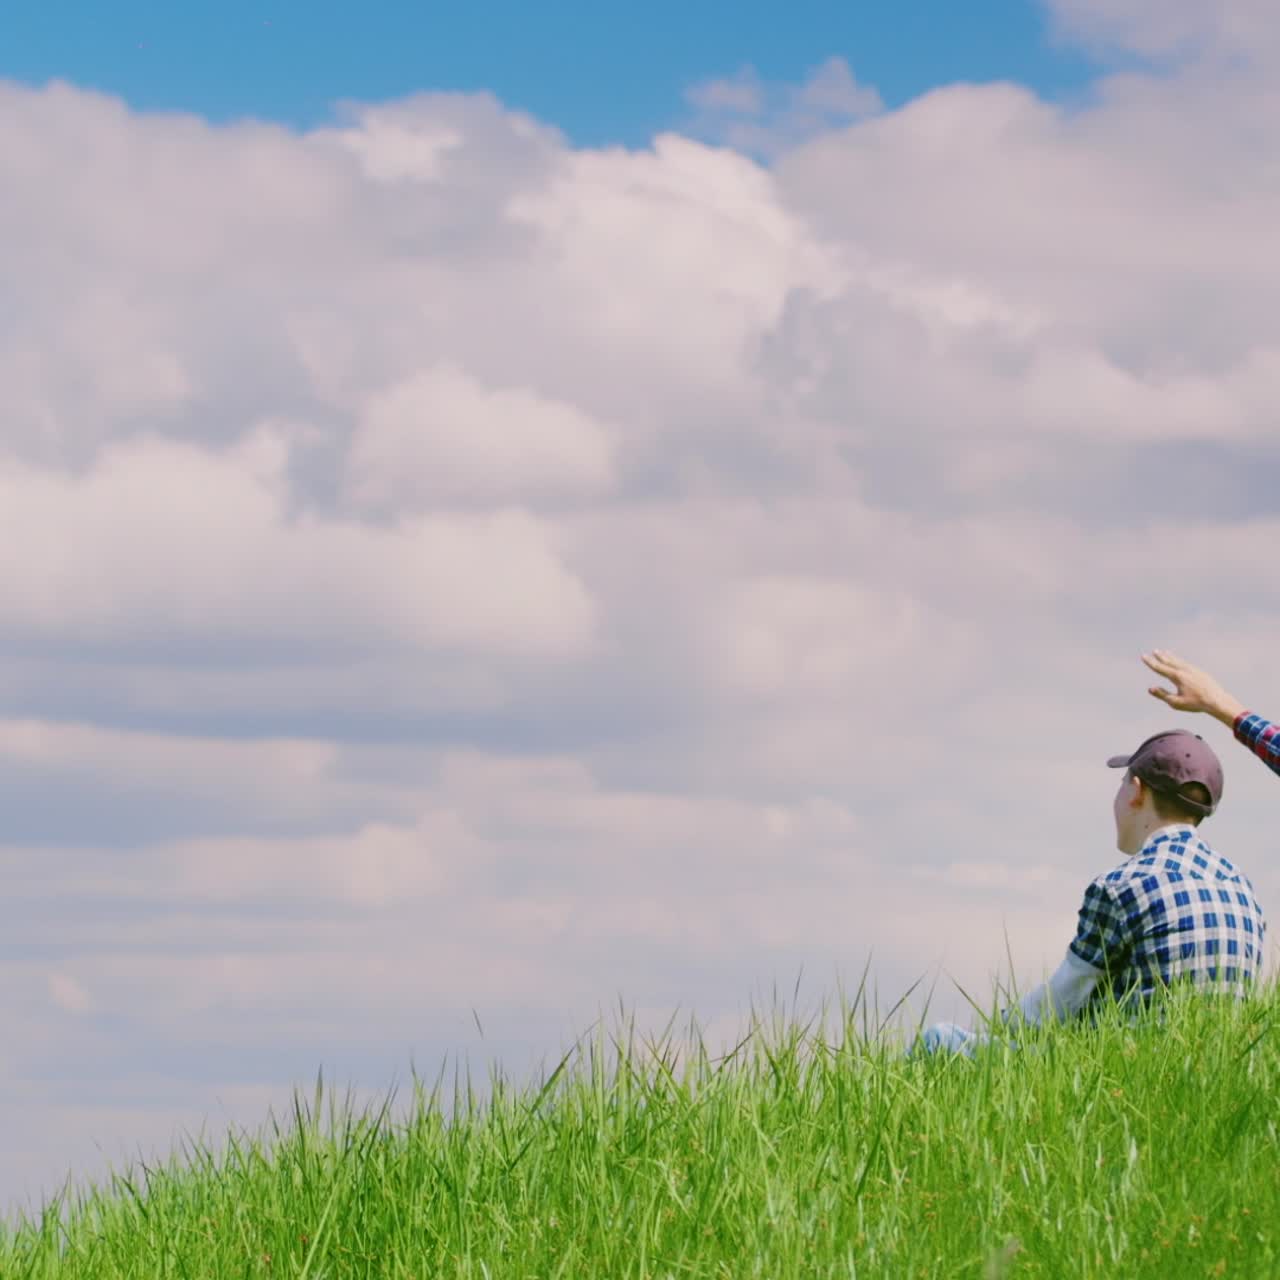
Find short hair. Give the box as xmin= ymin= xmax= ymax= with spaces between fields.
xmin=1129 ymin=770 xmax=1211 ymax=826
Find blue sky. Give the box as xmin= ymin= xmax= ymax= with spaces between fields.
xmin=4 ymin=0 xmax=1103 ymax=144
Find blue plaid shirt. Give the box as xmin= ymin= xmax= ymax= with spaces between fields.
xmin=1069 ymin=824 xmax=1266 ymax=1006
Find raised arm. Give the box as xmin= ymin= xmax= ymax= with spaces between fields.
xmin=1234 ymin=713 xmax=1280 ymax=780
xmin=1142 ymin=650 xmax=1280 ymax=779
xmin=1141 ymin=650 xmax=1245 ymax=724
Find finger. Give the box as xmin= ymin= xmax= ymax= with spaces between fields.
xmin=1153 ymin=649 xmax=1188 ymax=670
xmin=1142 ymin=652 xmax=1178 ymax=678
xmin=1148 ymin=685 xmax=1175 ymax=704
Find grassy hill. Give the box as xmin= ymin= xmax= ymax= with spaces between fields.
xmin=4 ymin=985 xmax=1278 ymax=1278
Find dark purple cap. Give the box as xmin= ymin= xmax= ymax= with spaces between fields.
xmin=1107 ymin=729 xmax=1223 ymax=817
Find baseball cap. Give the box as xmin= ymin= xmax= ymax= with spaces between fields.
xmin=1106 ymin=729 xmax=1223 ymax=817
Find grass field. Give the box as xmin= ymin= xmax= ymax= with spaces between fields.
xmin=3 ymin=982 xmax=1278 ymax=1279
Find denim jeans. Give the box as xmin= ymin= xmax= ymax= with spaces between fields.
xmin=911 ymin=1020 xmax=981 ymax=1058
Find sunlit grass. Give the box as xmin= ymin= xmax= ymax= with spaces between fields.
xmin=4 ymin=982 xmax=1278 ymax=1278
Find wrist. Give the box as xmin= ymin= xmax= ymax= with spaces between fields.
xmin=1212 ymin=698 xmax=1247 ymax=728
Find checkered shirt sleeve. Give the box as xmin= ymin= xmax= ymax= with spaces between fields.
xmin=1235 ymin=712 xmax=1280 ymax=779
xmin=1069 ymin=880 xmax=1129 ymax=975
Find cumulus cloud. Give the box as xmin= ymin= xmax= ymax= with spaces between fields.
xmin=685 ymin=57 xmax=883 ymax=157
xmin=0 ymin=430 xmax=595 ymax=659
xmin=347 ymin=365 xmax=615 ymax=509
xmin=1046 ymin=0 xmax=1280 ymax=62
xmin=47 ymin=973 xmax=92 ymax=1015
xmin=4 ymin=31 xmax=1280 ymax=1213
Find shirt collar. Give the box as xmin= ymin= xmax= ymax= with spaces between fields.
xmin=1137 ymin=823 xmax=1197 ymax=854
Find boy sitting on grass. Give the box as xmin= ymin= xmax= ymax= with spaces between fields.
xmin=916 ymin=729 xmax=1267 ymax=1056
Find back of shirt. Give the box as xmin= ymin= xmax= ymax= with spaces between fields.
xmin=1070 ymin=825 xmax=1267 ymax=1005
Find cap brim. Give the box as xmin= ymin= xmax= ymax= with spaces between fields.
xmin=1106 ymin=754 xmax=1132 ymax=768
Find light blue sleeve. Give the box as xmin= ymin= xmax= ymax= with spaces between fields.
xmin=1015 ymin=947 xmax=1104 ymax=1026
xmin=912 ymin=948 xmax=1106 ymax=1057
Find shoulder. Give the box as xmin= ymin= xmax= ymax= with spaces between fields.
xmin=1123 ymin=827 xmax=1206 ymax=879
xmin=1090 ymin=853 xmax=1162 ymax=890
xmin=1079 ymin=869 xmax=1126 ymax=914
xmin=1189 ymin=833 xmax=1254 ymax=884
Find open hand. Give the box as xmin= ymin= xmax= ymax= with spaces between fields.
xmin=1141 ymin=650 xmax=1246 ymax=726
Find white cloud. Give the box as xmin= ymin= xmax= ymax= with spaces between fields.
xmin=687 ymin=74 xmax=763 ymax=117
xmin=686 ymin=58 xmax=883 ymax=157
xmin=1046 ymin=0 xmax=1279 ymax=61
xmin=328 ymin=110 xmax=463 ymax=183
xmin=348 ymin=364 xmax=615 ymax=509
xmin=714 ymin=576 xmax=962 ymax=701
xmin=47 ymin=973 xmax=92 ymax=1015
xmin=0 ymin=431 xmax=595 ymax=659
xmin=505 ymin=133 xmax=845 ymax=393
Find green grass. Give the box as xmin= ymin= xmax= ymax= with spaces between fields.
xmin=4 ymin=983 xmax=1280 ymax=1278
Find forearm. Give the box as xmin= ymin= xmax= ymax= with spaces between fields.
xmin=1013 ymin=948 xmax=1104 ymax=1027
xmin=1234 ymin=712 xmax=1280 ymax=778
xmin=922 ymin=947 xmax=1103 ymax=1055
xmin=1208 ymin=694 xmax=1247 ymax=728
